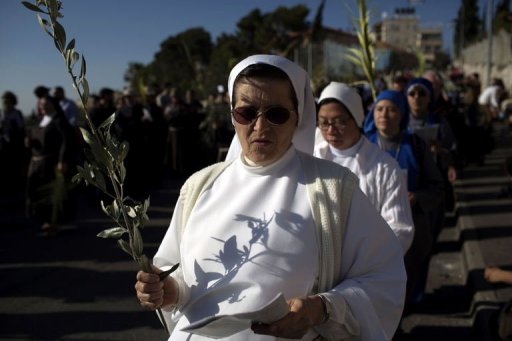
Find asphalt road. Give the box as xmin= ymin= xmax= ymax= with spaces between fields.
xmin=1 ymin=123 xmax=511 ymax=341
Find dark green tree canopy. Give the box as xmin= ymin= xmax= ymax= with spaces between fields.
xmin=454 ymin=0 xmax=482 ymax=56
xmin=493 ymin=0 xmax=511 ymax=33
xmin=146 ymin=27 xmax=213 ymax=93
xmin=125 ymin=5 xmax=312 ymax=96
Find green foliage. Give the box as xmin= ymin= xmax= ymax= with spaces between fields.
xmin=345 ymin=0 xmax=377 ymax=101
xmin=454 ymin=0 xmax=483 ymax=56
xmin=309 ymin=0 xmax=326 ymax=43
xmin=126 ymin=5 xmax=311 ymax=97
xmin=431 ymin=51 xmax=452 ymax=71
xmin=22 ymin=0 xmax=176 ymax=333
xmin=385 ymin=50 xmax=418 ymax=74
xmin=142 ymin=27 xmax=213 ymax=95
xmin=415 ymin=49 xmax=426 ymax=77
xmin=494 ymin=0 xmax=511 ymax=34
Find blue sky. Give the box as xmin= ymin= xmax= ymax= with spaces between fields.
xmin=0 ymin=0 xmax=489 ymax=115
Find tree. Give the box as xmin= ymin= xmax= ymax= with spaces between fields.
xmin=494 ymin=0 xmax=511 ymax=33
xmin=385 ymin=49 xmax=419 ymax=74
xmin=205 ymin=33 xmax=245 ymax=95
xmin=123 ymin=5 xmax=312 ymax=98
xmin=235 ymin=5 xmax=309 ymax=55
xmin=454 ymin=0 xmax=483 ymax=57
xmin=124 ymin=62 xmax=147 ymax=89
xmin=146 ymin=27 xmax=213 ymax=94
xmin=431 ymin=51 xmax=452 ymax=71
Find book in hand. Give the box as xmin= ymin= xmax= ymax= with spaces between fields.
xmin=412 ymin=124 xmax=439 ymax=143
xmin=180 ymin=293 xmax=289 ymax=338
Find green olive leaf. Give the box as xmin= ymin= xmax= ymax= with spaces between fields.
xmin=117 ymin=239 xmax=133 ymax=256
xmin=97 ymin=227 xmax=127 ymax=239
xmin=66 ymin=38 xmax=75 ymax=52
xmin=21 ymin=1 xmax=46 ymax=13
xmin=158 ymin=263 xmax=180 ymax=281
xmin=99 ymin=113 xmax=116 ymax=131
xmin=132 ymin=226 xmax=143 ymax=257
xmin=53 ymin=20 xmax=66 ymax=52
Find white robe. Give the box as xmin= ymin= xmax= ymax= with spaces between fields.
xmin=154 ymin=147 xmax=405 ymax=340
xmin=314 ymin=136 xmax=414 ymax=253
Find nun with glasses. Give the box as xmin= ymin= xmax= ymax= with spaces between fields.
xmin=135 ymin=55 xmax=406 ymax=340
xmin=314 ymin=82 xmax=414 ymax=254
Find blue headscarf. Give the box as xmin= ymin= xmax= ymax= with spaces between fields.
xmin=363 ymin=90 xmax=420 ymax=191
xmin=406 ymin=77 xmax=438 ymax=124
xmin=363 ymin=90 xmax=409 ymax=135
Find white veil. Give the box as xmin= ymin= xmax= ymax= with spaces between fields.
xmin=224 ymin=55 xmax=317 ymax=160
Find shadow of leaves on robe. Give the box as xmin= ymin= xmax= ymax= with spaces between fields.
xmin=184 ymin=213 xmax=274 ymax=322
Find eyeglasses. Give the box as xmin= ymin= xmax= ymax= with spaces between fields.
xmin=318 ymin=116 xmax=352 ymax=131
xmin=231 ymin=106 xmax=294 ymax=125
xmin=408 ymin=89 xmax=427 ymax=97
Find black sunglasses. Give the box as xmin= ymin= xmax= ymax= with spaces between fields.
xmin=231 ymin=106 xmax=295 ymax=125
xmin=408 ymin=89 xmax=427 ymax=97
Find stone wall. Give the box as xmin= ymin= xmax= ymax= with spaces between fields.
xmin=459 ymin=30 xmax=512 ymax=90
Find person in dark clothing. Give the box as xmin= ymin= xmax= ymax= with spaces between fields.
xmin=25 ymin=95 xmax=77 ymax=236
xmin=113 ymin=89 xmax=150 ymax=200
xmin=89 ymin=87 xmax=116 ymax=128
xmin=1 ymin=91 xmax=26 ymax=195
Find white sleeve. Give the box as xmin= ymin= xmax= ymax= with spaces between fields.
xmin=315 ymin=188 xmax=406 ymax=340
xmin=380 ymin=167 xmax=415 ymax=253
xmin=153 ymin=195 xmax=190 ymax=322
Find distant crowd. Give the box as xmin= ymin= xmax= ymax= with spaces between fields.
xmin=0 ymin=67 xmax=512 ymax=318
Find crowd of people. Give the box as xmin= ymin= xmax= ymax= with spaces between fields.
xmin=1 ymin=57 xmax=511 ymax=339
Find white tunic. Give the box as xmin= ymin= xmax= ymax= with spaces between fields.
xmin=314 ymin=136 xmax=414 ymax=253
xmin=154 ymin=147 xmax=405 ymax=340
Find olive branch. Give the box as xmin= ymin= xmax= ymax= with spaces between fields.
xmin=21 ymin=0 xmax=177 ymax=333
xmin=345 ymin=0 xmax=378 ymax=102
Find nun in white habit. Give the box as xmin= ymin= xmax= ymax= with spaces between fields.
xmin=135 ymin=55 xmax=406 ymax=340
xmin=314 ymin=82 xmax=414 ymax=253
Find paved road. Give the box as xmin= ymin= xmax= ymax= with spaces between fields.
xmin=400 ymin=122 xmax=512 ymax=340
xmin=0 ymin=176 xmax=184 ymax=341
xmin=1 ymin=123 xmax=511 ymax=341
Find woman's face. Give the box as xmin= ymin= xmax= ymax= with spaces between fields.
xmin=373 ymin=99 xmax=402 ymax=137
xmin=233 ymin=78 xmax=298 ymax=166
xmin=318 ymin=101 xmax=360 ymax=150
xmin=39 ymin=97 xmax=56 ymax=116
xmin=407 ymin=85 xmax=430 ymax=117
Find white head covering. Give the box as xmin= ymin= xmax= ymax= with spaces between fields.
xmin=224 ymin=54 xmax=317 ymax=161
xmin=318 ymin=82 xmax=364 ymax=127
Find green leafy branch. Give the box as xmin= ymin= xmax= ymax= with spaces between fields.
xmin=22 ymin=0 xmax=177 ymax=333
xmin=345 ymin=0 xmax=377 ymax=101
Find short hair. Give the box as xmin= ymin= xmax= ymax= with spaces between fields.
xmin=232 ymin=63 xmax=298 ymax=111
xmin=2 ymin=91 xmax=18 ymax=106
xmin=392 ymin=75 xmax=407 ymax=84
xmin=99 ymin=87 xmax=114 ymax=98
xmin=34 ymin=85 xmax=49 ymax=98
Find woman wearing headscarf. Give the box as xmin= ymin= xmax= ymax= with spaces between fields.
xmin=314 ymin=82 xmax=414 ymax=254
xmin=363 ymin=90 xmax=444 ymax=310
xmin=406 ymin=77 xmax=457 ymax=235
xmin=135 ymin=55 xmax=406 ymax=340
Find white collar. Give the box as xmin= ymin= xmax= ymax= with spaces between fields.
xmin=328 ymin=136 xmax=364 ymax=158
xmin=39 ymin=115 xmax=53 ymax=127
xmin=239 ymin=146 xmax=296 ymax=176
